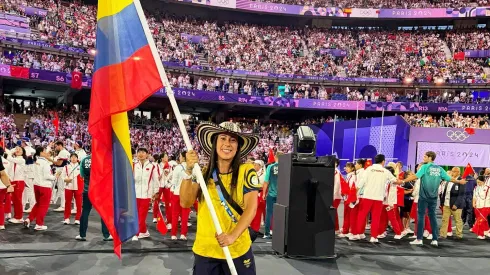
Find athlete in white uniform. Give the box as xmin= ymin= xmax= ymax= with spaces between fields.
xmin=52 ymin=141 xmax=71 ymax=212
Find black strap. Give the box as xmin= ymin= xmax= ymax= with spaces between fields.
xmin=214 ymin=171 xmax=244 ymax=216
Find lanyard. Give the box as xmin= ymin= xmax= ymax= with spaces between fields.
xmin=213 ymin=170 xmax=238 ymax=224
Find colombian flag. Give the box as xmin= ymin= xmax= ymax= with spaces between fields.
xmin=88 ymin=0 xmax=163 ymax=258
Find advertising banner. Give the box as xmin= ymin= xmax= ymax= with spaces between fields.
xmin=18 ymin=6 xmax=48 ymax=17
xmin=464 ymin=50 xmax=490 ymax=58
xmin=416 ymin=141 xmax=490 ymax=167
xmin=0 ymin=64 xmax=11 ymax=76
xmin=319 ymin=48 xmax=347 ymax=57
xmin=29 ymin=69 xmax=67 ymax=83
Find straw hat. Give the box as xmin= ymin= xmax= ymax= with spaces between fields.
xmin=196 ymin=121 xmax=259 ymax=159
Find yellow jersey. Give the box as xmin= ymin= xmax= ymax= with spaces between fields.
xmin=192 ymin=163 xmax=261 ymax=259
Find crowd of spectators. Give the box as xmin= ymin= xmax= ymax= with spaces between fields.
xmin=252 ymin=0 xmax=488 ymax=8
xmin=1 ymin=1 xmax=488 ymax=83
xmin=403 ymin=112 xmax=490 ymax=128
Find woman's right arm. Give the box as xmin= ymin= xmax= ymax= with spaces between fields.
xmin=44 ymin=163 xmax=56 ymax=181
xmin=180 ymin=150 xmax=200 ymax=208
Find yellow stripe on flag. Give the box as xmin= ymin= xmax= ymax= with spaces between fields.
xmin=97 ymin=0 xmax=134 ymax=21
xmin=111 ymin=112 xmax=133 ymax=162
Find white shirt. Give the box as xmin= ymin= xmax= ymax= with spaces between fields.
xmin=133 ymin=160 xmax=159 ymax=199
xmin=473 ymin=185 xmax=490 ymax=209
xmin=5 ymin=155 xmax=26 ymax=182
xmin=333 ymin=168 xmax=342 ymax=200
xmin=357 ymin=164 xmax=397 ymax=201
xmin=0 ymin=157 xmax=9 ymax=190
xmin=55 ymin=148 xmax=71 ymax=170
xmin=61 ymin=162 xmax=81 ymax=190
xmin=412 ymin=179 xmax=421 ymax=203
xmin=384 ymin=182 xmax=398 ymax=206
xmin=75 ymin=149 xmax=87 ymax=160
xmin=444 ymin=181 xmax=454 ymax=207
xmin=24 ymin=145 xmax=36 ymax=179
xmin=34 ymin=157 xmax=56 ymax=188
xmin=171 ymin=162 xmax=187 ymax=195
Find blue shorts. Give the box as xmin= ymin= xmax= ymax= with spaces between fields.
xmin=193 ymin=248 xmax=256 ymax=275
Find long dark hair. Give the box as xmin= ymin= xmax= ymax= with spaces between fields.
xmin=200 ymin=135 xmax=242 ymax=201
xmin=33 ymin=146 xmax=45 ymax=162
xmin=18 ymin=146 xmax=27 ymax=160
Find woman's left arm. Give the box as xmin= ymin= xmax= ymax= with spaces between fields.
xmin=216 ymin=191 xmax=258 ymax=247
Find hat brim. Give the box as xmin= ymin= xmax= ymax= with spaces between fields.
xmin=196 ymin=122 xmax=259 ymax=159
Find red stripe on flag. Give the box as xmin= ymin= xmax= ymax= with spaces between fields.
xmin=89 ymin=45 xmax=163 ymax=129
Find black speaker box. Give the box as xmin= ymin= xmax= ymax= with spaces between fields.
xmin=272 ymin=154 xmax=336 ymax=258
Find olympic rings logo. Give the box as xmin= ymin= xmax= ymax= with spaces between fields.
xmin=216 ymin=0 xmax=229 ymax=4
xmin=446 ymin=130 xmax=470 ymax=141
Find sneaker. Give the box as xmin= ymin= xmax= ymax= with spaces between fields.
xmin=447 ymin=232 xmax=453 ymax=237
xmin=426 ymin=234 xmax=433 ymax=240
xmin=270 ymin=230 xmax=273 ymax=235
xmin=410 ymin=239 xmax=423 ymax=245
xmin=394 ymin=234 xmax=403 ymax=240
xmin=171 ymin=236 xmax=178 ymax=240
xmin=430 ymin=240 xmax=438 ymax=247
xmin=74 ymin=220 xmax=80 ymax=225
xmin=63 ymin=219 xmax=70 ymax=225
xmin=366 ymin=224 xmax=371 ymax=230
xmin=345 ymin=233 xmax=353 ymax=238
xmin=409 ymin=235 xmax=417 ymax=239
xmin=138 ymin=231 xmax=150 ymax=239
xmin=180 ymin=235 xmax=187 ymax=241
xmin=152 ymin=218 xmax=157 ymax=223
xmin=132 ymin=236 xmax=139 ymax=241
xmin=369 ymin=237 xmax=379 ymax=243
xmin=187 ymin=222 xmax=192 ymax=227
xmin=71 ymin=209 xmax=77 ymax=214
xmin=34 ymin=225 xmax=47 ymax=231
xmin=166 ymin=224 xmax=172 ymax=230
xmin=24 ymin=209 xmax=32 ymax=213
xmin=263 ymin=235 xmax=272 ymax=239
xmin=349 ymin=234 xmax=360 ymax=241
xmin=423 ymin=230 xmax=430 ymax=238
xmin=5 ymin=213 xmax=11 ymax=219
xmin=103 ymin=235 xmax=114 ymax=241
xmin=8 ymin=218 xmax=24 ymax=224
xmin=469 ymin=227 xmax=474 ymax=232
xmin=23 ymin=219 xmax=30 ymax=228
xmin=75 ymin=235 xmax=86 ymax=241
xmin=0 ymin=225 xmax=5 ymax=230
xmin=54 ymin=207 xmax=65 ymax=212
xmin=338 ymin=233 xmax=346 ymax=238
xmin=377 ymin=233 xmax=387 ymax=239
xmin=335 ymin=230 xmax=342 ymax=235
xmin=359 ymin=234 xmax=366 ymax=240
xmin=404 ymin=228 xmax=414 ymax=234
xmin=149 ymin=208 xmax=153 ymax=213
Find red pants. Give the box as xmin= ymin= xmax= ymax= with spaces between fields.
xmin=251 ymin=193 xmax=266 ymax=232
xmin=380 ymin=205 xmax=402 ymax=235
xmin=136 ymin=198 xmax=151 ymax=234
xmin=4 ymin=193 xmax=11 ymax=214
xmin=333 ymin=199 xmax=341 ymax=231
xmin=153 ymin=187 xmax=172 ymax=223
xmin=356 ymin=199 xmax=383 ymax=237
xmin=473 ymin=207 xmax=489 ymax=237
xmin=410 ymin=202 xmax=432 ymax=234
xmin=64 ymin=189 xmax=82 ymax=220
xmin=171 ymin=194 xmax=190 ymax=236
xmin=28 ymin=186 xmax=52 ymax=226
xmin=11 ymin=181 xmax=25 ymax=219
xmin=193 ymin=200 xmax=198 ymax=213
xmin=0 ymin=189 xmax=6 ymax=226
xmin=341 ymin=202 xmax=354 ymax=234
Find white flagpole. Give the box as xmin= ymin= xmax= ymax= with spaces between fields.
xmin=353 ymin=102 xmax=359 ymax=162
xmin=332 ymin=114 xmax=337 ymax=155
xmin=379 ymin=108 xmax=384 ymax=154
xmin=132 ymin=1 xmax=237 ymax=274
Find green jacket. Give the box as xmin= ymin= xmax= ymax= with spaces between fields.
xmin=79 ymin=155 xmax=91 ymax=193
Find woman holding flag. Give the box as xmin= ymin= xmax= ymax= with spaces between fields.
xmin=472 ymin=175 xmax=490 ymax=239
xmin=339 ymin=162 xmax=358 ymax=238
xmin=60 ymin=153 xmax=82 ymax=225
xmin=4 ymin=146 xmax=27 ymax=224
xmin=180 ymin=121 xmax=260 ymax=275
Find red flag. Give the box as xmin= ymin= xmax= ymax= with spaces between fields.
xmin=156 ymin=207 xmax=168 ymax=235
xmin=464 ymin=128 xmax=475 ymax=135
xmin=454 ymin=52 xmax=465 ymax=61
xmin=397 ymin=186 xmax=405 ymax=207
xmin=364 ymin=159 xmax=372 ymax=168
xmin=53 ymin=112 xmax=59 ymax=136
xmin=0 ymin=136 xmax=5 ymax=148
xmin=71 ymin=71 xmax=83 ymax=90
xmin=267 ymin=148 xmax=275 ymax=164
xmin=10 ymin=66 xmax=29 ymax=79
xmin=347 ymin=184 xmax=357 ymax=204
xmin=339 ymin=173 xmax=350 ymax=196
xmin=462 ymin=163 xmax=475 ymax=179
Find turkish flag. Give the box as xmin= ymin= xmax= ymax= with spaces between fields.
xmin=464 ymin=127 xmax=475 ymax=135
xmin=71 ymin=71 xmax=83 ymax=90
xmin=454 ymin=52 xmax=465 ymax=61
xmin=462 ymin=163 xmax=475 ymax=179
xmin=267 ymin=148 xmax=275 ymax=164
xmin=10 ymin=66 xmax=29 ymax=79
